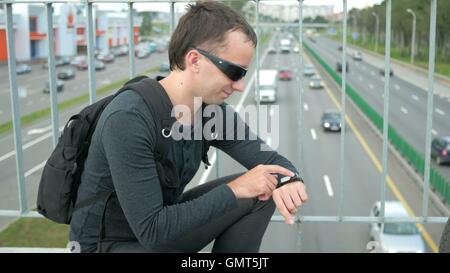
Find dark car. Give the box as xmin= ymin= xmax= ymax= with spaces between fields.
xmin=309 ymin=76 xmax=324 ymax=89
xmin=321 ymin=110 xmax=342 ymax=132
xmin=95 ymin=60 xmax=106 ymax=71
xmin=431 ymin=137 xmax=450 ymax=165
xmin=42 ymin=80 xmax=64 ymax=93
xmin=338 ymin=45 xmax=343 ymax=51
xmin=379 ymin=68 xmax=394 ymax=77
xmin=268 ymin=47 xmax=277 ymax=54
xmin=278 ymin=68 xmax=293 ymax=81
xmin=336 ymin=61 xmax=349 ymax=73
xmin=57 ymin=68 xmax=76 ymax=80
xmin=16 ymin=64 xmax=32 ymax=74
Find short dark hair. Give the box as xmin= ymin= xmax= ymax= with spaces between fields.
xmin=168 ymin=1 xmax=257 ymax=71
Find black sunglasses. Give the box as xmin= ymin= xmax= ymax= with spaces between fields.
xmin=194 ymin=47 xmax=247 ymax=82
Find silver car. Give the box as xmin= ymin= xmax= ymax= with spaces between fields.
xmin=369 ymin=201 xmax=425 ymax=253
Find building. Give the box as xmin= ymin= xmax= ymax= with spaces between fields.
xmin=0 ymin=4 xmax=141 ymax=62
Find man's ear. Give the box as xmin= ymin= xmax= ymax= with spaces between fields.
xmin=185 ymin=49 xmax=200 ymax=73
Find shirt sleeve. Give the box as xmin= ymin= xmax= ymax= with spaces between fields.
xmin=99 ymin=108 xmax=238 ymax=249
xmin=210 ymin=104 xmax=302 ymax=182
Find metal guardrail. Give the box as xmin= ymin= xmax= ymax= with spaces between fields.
xmin=1 ymin=0 xmax=448 ymax=252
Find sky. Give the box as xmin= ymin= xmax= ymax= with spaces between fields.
xmin=101 ymin=0 xmax=384 ymax=13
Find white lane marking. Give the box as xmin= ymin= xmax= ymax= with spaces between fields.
xmin=435 ymin=108 xmax=445 ymax=116
xmin=412 ymin=94 xmax=419 ymax=101
xmin=27 ymin=125 xmax=53 ymax=135
xmin=199 ymin=48 xmax=270 ymax=185
xmin=394 ymin=84 xmax=400 ymax=90
xmin=401 ymin=107 xmax=408 ymax=114
xmin=323 ymin=175 xmax=334 ymax=197
xmin=369 ymin=84 xmax=374 ymax=89
xmin=303 ymin=103 xmax=309 ymax=111
xmin=432 ymin=129 xmax=438 ymax=136
xmin=266 ymin=137 xmax=272 ymax=148
xmin=24 ymin=160 xmax=47 ymax=177
xmin=102 ymin=79 xmax=111 ymax=85
xmin=0 ymin=126 xmax=64 ymax=163
xmin=310 ymin=128 xmax=317 ymax=140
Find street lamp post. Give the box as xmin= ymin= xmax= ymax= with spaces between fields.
xmin=407 ymin=8 xmax=416 ymax=64
xmin=372 ymin=12 xmax=379 ymax=52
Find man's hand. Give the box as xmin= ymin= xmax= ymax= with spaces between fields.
xmin=272 ymin=181 xmax=308 ymax=225
xmin=227 ymin=164 xmax=294 ymax=200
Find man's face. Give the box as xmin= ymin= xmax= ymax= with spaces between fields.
xmin=193 ymin=31 xmax=254 ymax=104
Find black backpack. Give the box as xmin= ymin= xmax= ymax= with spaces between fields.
xmin=37 ymin=76 xmax=212 ymax=224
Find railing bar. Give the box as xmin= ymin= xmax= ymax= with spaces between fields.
xmin=45 ymin=3 xmax=59 ymax=147
xmin=423 ymin=0 xmax=437 ymax=222
xmin=338 ymin=0 xmax=348 ymax=220
xmin=86 ymin=0 xmax=96 ymax=104
xmin=128 ymin=2 xmax=136 ymax=78
xmin=5 ymin=3 xmax=28 ymax=215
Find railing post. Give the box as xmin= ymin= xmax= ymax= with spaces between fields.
xmin=86 ymin=0 xmax=96 ymax=104
xmin=128 ymin=1 xmax=136 ymax=79
xmin=5 ymin=2 xmax=28 ymax=214
xmin=45 ymin=2 xmax=59 ymax=147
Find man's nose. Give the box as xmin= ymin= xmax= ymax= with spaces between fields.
xmin=231 ymin=78 xmax=245 ymax=92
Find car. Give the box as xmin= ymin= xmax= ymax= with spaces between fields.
xmin=42 ymin=80 xmax=64 ymax=93
xmin=336 ymin=61 xmax=349 ymax=73
xmin=137 ymin=50 xmax=149 ymax=59
xmin=159 ymin=62 xmax=170 ymax=72
xmin=380 ymin=68 xmax=394 ymax=77
xmin=95 ymin=60 xmax=106 ymax=71
xmin=70 ymin=55 xmax=87 ymax=66
xmin=75 ymin=61 xmax=88 ymax=70
xmin=370 ymin=201 xmax=425 ymax=253
xmin=16 ymin=64 xmax=32 ymax=74
xmin=96 ymin=53 xmax=115 ymax=63
xmin=278 ymin=68 xmax=293 ymax=81
xmin=352 ymin=51 xmax=363 ymax=61
xmin=293 ymin=46 xmax=300 ymax=53
xmin=338 ymin=45 xmax=343 ymax=51
xmin=431 ymin=136 xmax=450 ymax=165
xmin=57 ymin=68 xmax=76 ymax=80
xmin=268 ymin=47 xmax=277 ymax=54
xmin=321 ymin=110 xmax=342 ymax=131
xmin=303 ymin=64 xmax=316 ymax=77
xmin=309 ymin=76 xmax=323 ymax=89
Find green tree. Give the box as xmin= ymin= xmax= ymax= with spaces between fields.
xmin=139 ymin=12 xmax=153 ymax=37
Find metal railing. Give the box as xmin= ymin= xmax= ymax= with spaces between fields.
xmin=1 ymin=0 xmax=448 ymax=252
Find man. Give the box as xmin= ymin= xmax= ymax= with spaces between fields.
xmin=70 ymin=1 xmax=308 ymax=253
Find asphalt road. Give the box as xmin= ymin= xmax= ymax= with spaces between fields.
xmin=304 ymin=35 xmax=450 ymax=185
xmin=0 ymin=50 xmax=169 ymax=124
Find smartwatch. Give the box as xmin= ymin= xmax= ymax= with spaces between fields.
xmin=278 ymin=174 xmax=303 ymax=188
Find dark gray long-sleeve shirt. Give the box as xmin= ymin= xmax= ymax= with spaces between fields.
xmin=69 ymin=86 xmax=300 ymax=253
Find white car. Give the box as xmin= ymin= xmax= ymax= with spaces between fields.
xmin=353 ymin=51 xmax=363 ymax=61
xmin=369 ymin=201 xmax=425 ymax=253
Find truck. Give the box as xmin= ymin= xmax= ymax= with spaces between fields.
xmin=280 ymin=39 xmax=291 ymax=54
xmin=255 ymin=69 xmax=278 ymax=103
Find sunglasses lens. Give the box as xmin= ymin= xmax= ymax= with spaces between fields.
xmin=221 ymin=64 xmax=246 ymax=82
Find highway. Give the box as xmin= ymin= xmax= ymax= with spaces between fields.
xmin=304 ymin=35 xmax=450 ymax=184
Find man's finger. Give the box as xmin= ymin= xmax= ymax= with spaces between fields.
xmin=272 ymin=194 xmax=294 ymax=225
xmin=297 ymin=184 xmax=309 ymax=202
xmin=264 ymin=165 xmax=294 ymax=177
